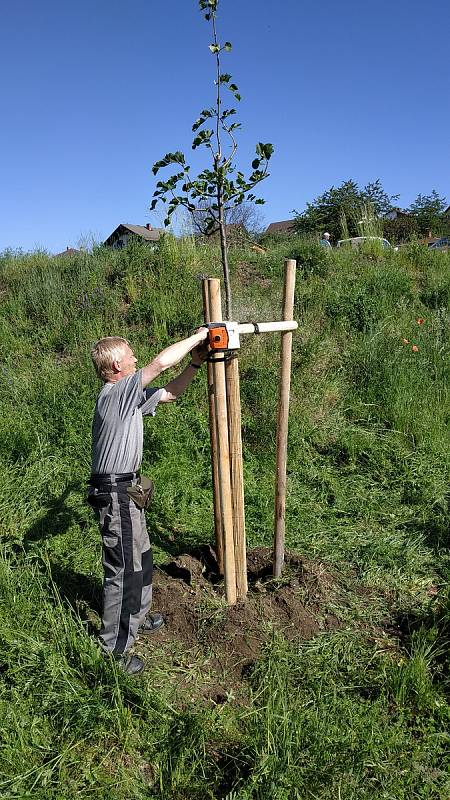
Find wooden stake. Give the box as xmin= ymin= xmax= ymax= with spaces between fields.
xmin=225 ymin=354 xmax=248 ymax=599
xmin=207 ymin=279 xmax=237 ymax=604
xmin=202 ymin=278 xmax=223 ymax=574
xmin=273 ymin=259 xmax=296 ymax=577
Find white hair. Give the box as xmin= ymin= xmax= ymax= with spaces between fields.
xmin=91 ymin=336 xmax=130 ymax=382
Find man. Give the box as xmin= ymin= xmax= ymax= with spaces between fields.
xmin=88 ymin=328 xmax=208 ymax=675
xmin=320 ymin=232 xmax=332 ymax=249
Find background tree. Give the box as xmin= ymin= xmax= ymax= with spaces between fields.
xmin=382 ymin=215 xmax=419 ymax=245
xmin=293 ymin=178 xmax=397 ymax=242
xmin=362 ymin=179 xmax=399 ymax=217
xmin=150 ymin=0 xmax=273 ymax=318
xmin=408 ymin=190 xmax=448 ymax=236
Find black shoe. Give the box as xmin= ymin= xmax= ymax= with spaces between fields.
xmin=139 ymin=612 xmax=165 ymax=635
xmin=116 ymin=654 xmax=145 ymax=675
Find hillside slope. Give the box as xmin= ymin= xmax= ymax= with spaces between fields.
xmin=0 ymin=237 xmax=448 ymax=799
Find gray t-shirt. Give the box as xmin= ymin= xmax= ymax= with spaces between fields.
xmin=91 ymin=370 xmax=164 ymax=475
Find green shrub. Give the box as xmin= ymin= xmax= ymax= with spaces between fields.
xmin=289 ymin=241 xmax=330 ymax=277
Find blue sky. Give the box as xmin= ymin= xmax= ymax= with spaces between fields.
xmin=1 ymin=0 xmax=449 ymax=253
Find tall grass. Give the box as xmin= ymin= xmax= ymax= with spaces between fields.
xmin=0 ymin=236 xmax=448 ymax=797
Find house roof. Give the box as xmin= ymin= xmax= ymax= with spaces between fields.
xmin=104 ymin=223 xmax=164 ymax=245
xmin=122 ymin=223 xmax=163 ymax=241
xmin=443 ymin=205 xmax=450 ymax=216
xmin=384 ymin=207 xmax=411 ymax=219
xmin=53 ymin=247 xmax=82 ymax=258
xmin=265 ymin=220 xmax=296 ymax=234
xmin=392 ymin=207 xmax=410 ymax=216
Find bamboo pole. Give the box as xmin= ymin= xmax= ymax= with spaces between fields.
xmin=202 ymin=278 xmax=223 ymax=574
xmin=273 ymin=259 xmax=296 ymax=577
xmin=207 ymin=279 xmax=237 ymax=604
xmin=225 ymin=354 xmax=248 ymax=599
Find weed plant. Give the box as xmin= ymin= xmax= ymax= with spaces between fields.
xmin=0 ymin=236 xmax=448 ymax=798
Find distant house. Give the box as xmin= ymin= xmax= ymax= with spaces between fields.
xmin=104 ymin=223 xmax=163 ymax=249
xmin=383 ymin=207 xmax=411 ymax=221
xmin=264 ymin=219 xmax=296 ymax=235
xmin=443 ymin=205 xmax=450 ymax=220
xmin=53 ymin=247 xmax=82 ymax=258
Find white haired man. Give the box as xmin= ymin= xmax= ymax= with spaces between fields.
xmin=320 ymin=232 xmax=332 ymax=249
xmin=88 ymin=329 xmax=208 ymax=675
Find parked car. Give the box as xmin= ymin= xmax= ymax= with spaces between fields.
xmin=428 ymin=236 xmax=449 ymax=252
xmin=336 ymin=236 xmax=395 ymax=250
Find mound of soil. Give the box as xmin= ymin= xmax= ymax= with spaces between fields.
xmin=137 ymin=547 xmax=341 ymax=701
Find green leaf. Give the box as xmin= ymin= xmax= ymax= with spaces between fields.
xmin=218 ymin=73 xmax=232 ymax=84
xmin=249 ymin=170 xmax=264 ymax=183
xmin=209 ymin=44 xmax=219 ymax=53
xmin=223 ymin=41 xmax=232 ymax=51
xmin=192 ymin=129 xmax=213 ymax=149
xmin=152 ymin=151 xmax=186 ymax=175
xmin=228 ymin=83 xmax=238 ymax=92
xmin=192 ymin=108 xmax=214 ymax=130
xmin=199 ymin=0 xmax=217 ymax=18
xmin=252 ymin=159 xmax=260 ymax=170
xmin=256 ymin=142 xmax=274 ymax=160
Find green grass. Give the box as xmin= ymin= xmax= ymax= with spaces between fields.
xmin=0 ymin=236 xmax=448 ymax=798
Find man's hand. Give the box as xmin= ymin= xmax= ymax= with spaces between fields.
xmin=194 ymin=326 xmax=209 ymax=343
xmin=191 ymin=341 xmax=208 ymax=367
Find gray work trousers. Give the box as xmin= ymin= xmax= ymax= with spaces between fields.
xmin=87 ymin=480 xmax=153 ymax=654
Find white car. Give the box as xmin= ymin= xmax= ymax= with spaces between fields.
xmin=428 ymin=236 xmax=449 ymax=252
xmin=336 ymin=236 xmax=395 ymax=250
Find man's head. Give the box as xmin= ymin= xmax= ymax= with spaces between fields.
xmin=323 ymin=232 xmax=331 ymax=241
xmin=91 ymin=337 xmax=137 ymax=382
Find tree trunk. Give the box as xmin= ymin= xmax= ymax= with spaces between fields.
xmin=217 ymin=184 xmax=232 ymax=320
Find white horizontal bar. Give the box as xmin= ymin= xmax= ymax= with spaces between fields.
xmin=237 ymin=321 xmax=298 ymax=335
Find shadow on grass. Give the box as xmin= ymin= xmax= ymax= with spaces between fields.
xmin=21 ymin=484 xmax=102 ymax=627
xmin=23 ymin=483 xmax=87 ymax=546
xmin=21 ymin=485 xmax=217 ymax=627
xmin=147 ymin=506 xmax=214 ymax=559
xmin=415 ymin=516 xmax=449 ymax=552
xmin=23 ymin=482 xmax=212 ymax=559
xmin=50 ymin=561 xmax=102 ymax=614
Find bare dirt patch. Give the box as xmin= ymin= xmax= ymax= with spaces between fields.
xmin=137 ymin=547 xmax=342 ymax=700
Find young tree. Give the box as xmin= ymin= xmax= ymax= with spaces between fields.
xmin=150 ymin=0 xmax=273 ymax=318
xmin=188 ymin=199 xmax=265 ymax=238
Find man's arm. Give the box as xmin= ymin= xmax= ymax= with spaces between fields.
xmin=159 ymin=342 xmax=207 ymax=402
xmin=141 ymin=329 xmax=207 ymax=388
